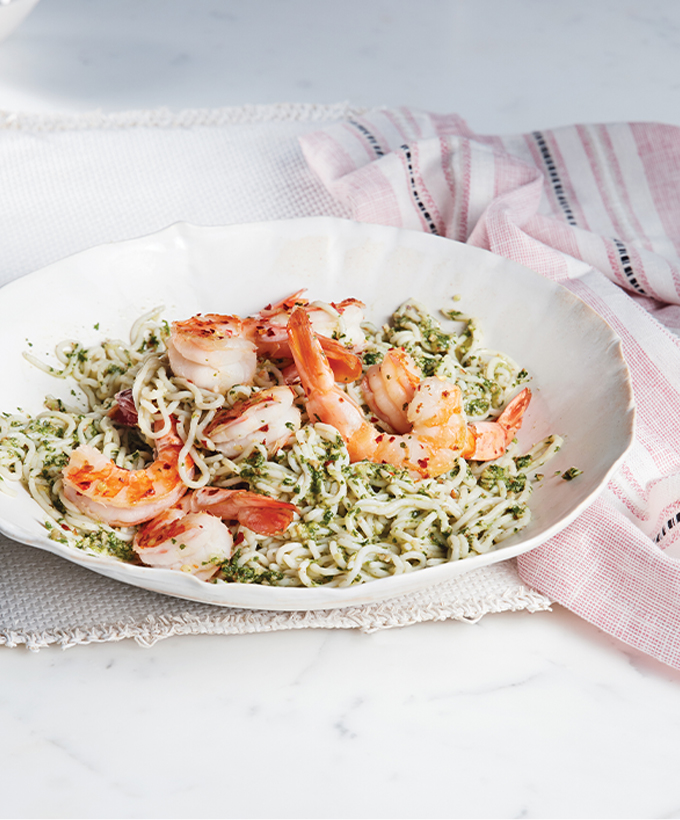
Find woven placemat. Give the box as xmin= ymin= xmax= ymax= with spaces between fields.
xmin=0 ymin=102 xmax=552 ymax=647
xmin=0 ymin=535 xmax=551 ymax=649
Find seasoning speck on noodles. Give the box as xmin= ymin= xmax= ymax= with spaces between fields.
xmin=0 ymin=294 xmax=562 ymax=587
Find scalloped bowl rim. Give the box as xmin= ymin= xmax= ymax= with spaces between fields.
xmin=0 ymin=218 xmax=635 ymax=610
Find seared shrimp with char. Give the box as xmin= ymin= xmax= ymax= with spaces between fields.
xmin=166 ymin=314 xmax=258 ymax=393
xmin=62 ymin=420 xmax=193 ymax=527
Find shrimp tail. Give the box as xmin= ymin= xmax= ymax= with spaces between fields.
xmin=287 ymin=306 xmax=337 ymax=398
xmin=318 ymin=336 xmax=363 ymax=382
xmin=498 ymin=387 xmax=532 ymax=439
xmin=287 ymin=306 xmax=368 ymax=434
xmin=277 ymin=334 xmax=362 ymax=383
xmin=184 ymin=488 xmax=298 ymax=535
xmin=465 ymin=387 xmax=532 ymax=461
xmin=247 ymin=292 xmax=364 ymax=382
xmin=248 ymin=324 xmax=361 ymax=382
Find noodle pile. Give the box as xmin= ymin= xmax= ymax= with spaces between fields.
xmin=0 ymin=298 xmax=561 ymax=587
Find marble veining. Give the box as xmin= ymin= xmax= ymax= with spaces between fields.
xmin=2 ymin=613 xmax=680 ymax=817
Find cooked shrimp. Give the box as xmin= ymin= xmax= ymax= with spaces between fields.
xmin=62 ymin=422 xmax=192 ymax=527
xmin=167 ymin=314 xmax=258 ymax=392
xmin=133 ymin=506 xmax=233 ymax=580
xmin=183 ymin=487 xmax=298 ymax=535
xmin=244 ymin=290 xmax=365 ymax=382
xmin=362 ymin=347 xmax=531 ymax=460
xmin=248 ymin=290 xmax=366 ymax=354
xmin=466 ymin=387 xmax=532 ymax=460
xmin=203 ymin=386 xmax=301 ymax=458
xmin=362 ymin=348 xmax=421 ymax=434
xmin=167 ymin=299 xmax=363 ymax=389
xmin=287 ymin=306 xmax=474 ymax=479
xmin=133 ymin=486 xmax=297 ymax=577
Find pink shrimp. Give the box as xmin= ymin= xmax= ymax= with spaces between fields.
xmin=167 ymin=314 xmax=258 ymax=392
xmin=132 ymin=487 xmax=298 ymax=578
xmin=132 ymin=506 xmax=234 ymax=580
xmin=182 ymin=487 xmax=298 ymax=536
xmin=362 ymin=348 xmax=422 ymax=434
xmin=166 ymin=296 xmax=364 ymax=390
xmin=62 ymin=421 xmax=193 ymax=527
xmin=243 ymin=290 xmax=365 ymax=383
xmin=287 ymin=306 xmax=475 ymax=479
xmin=361 ymin=346 xmax=531 ymax=461
xmin=466 ymin=388 xmax=532 ymax=460
xmin=247 ymin=290 xmax=366 ymax=355
xmin=202 ymin=386 xmax=301 ymax=458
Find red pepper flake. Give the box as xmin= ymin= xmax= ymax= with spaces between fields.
xmin=234 ymin=532 xmax=245 ymax=545
xmin=60 ymin=523 xmax=71 ymax=531
xmin=258 ymin=424 xmax=270 ymax=432
xmin=417 ymin=458 xmax=429 ymax=469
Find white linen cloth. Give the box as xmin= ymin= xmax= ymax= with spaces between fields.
xmin=0 ymin=103 xmax=551 ymax=649
xmin=299 ymin=108 xmax=680 ymax=669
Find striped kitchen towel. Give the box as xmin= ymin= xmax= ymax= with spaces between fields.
xmin=300 ymin=109 xmax=680 ymax=668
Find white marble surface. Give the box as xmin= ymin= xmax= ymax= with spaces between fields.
xmin=2 ymin=2 xmax=680 ymax=818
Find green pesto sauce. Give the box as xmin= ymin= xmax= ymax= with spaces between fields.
xmin=479 ymin=464 xmax=527 ymax=493
xmin=219 ymin=549 xmax=284 ymax=585
xmin=68 ymin=526 xmax=136 ymax=561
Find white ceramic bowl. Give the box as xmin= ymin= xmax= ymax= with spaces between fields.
xmin=0 ymin=0 xmax=39 ymax=43
xmin=0 ymin=218 xmax=635 ymax=610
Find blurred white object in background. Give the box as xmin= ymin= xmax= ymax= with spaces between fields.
xmin=0 ymin=0 xmax=39 ymax=42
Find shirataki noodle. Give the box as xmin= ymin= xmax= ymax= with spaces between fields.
xmin=0 ymin=298 xmax=562 ymax=587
